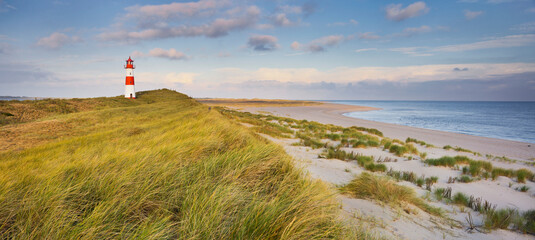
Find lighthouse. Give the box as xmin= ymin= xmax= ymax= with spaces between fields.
xmin=124 ymin=56 xmax=136 ymax=99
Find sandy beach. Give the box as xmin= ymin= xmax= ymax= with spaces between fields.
xmin=245 ymin=102 xmax=535 ymax=160
xmin=236 ymin=102 xmax=535 ymax=240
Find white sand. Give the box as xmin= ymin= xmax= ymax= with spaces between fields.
xmin=243 ymin=103 xmax=535 ymax=240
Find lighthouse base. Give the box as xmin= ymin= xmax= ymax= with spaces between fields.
xmin=125 ymin=85 xmax=136 ymax=99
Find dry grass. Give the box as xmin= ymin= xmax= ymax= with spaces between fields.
xmin=0 ymin=90 xmax=348 ymax=239
xmin=341 ymin=172 xmax=442 ymax=217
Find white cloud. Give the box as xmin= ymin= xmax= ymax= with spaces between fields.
xmin=132 ymin=48 xmax=190 ymax=60
xmin=206 ymin=63 xmax=535 ymax=84
xmin=292 ymin=35 xmax=346 ymax=52
xmin=390 ymin=34 xmax=535 ymax=55
xmin=272 ymin=13 xmax=295 ymax=26
xmin=328 ymin=19 xmax=359 ymax=27
xmin=99 ymin=5 xmax=260 ymax=42
xmin=36 ymin=32 xmax=82 ymax=50
xmin=385 ymin=2 xmax=429 ymax=22
xmin=404 ymin=25 xmax=431 ymax=34
xmin=247 ymin=35 xmax=279 ymax=51
xmin=464 ymin=10 xmax=483 ymax=20
xmin=355 ymin=48 xmax=378 ymax=53
xmin=527 ymin=8 xmax=535 ymax=13
xmin=290 ymin=41 xmax=301 ymax=50
xmin=358 ymin=32 xmax=381 ymax=40
xmin=149 ymin=48 xmax=190 ymax=60
xmin=434 ymin=34 xmax=535 ymax=52
xmin=390 ymin=47 xmax=432 ymax=56
xmin=164 ymin=72 xmax=197 ymax=84
xmin=510 ymin=22 xmax=535 ymax=33
xmin=124 ymin=0 xmax=230 ymax=22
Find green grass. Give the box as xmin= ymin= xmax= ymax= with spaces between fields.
xmin=425 ymin=156 xmax=533 ymax=183
xmin=433 ymin=188 xmax=446 ymax=201
xmin=341 ymin=172 xmax=442 ymax=217
xmin=452 ymin=192 xmax=470 ymax=206
xmin=0 ymin=90 xmax=346 ymax=239
xmin=388 ymin=144 xmax=407 ymax=157
xmin=520 ymin=210 xmax=535 ymax=234
xmin=458 ymin=175 xmax=473 ymax=183
xmin=484 ymin=209 xmax=516 ymax=230
xmin=405 ymin=137 xmax=427 ymax=146
xmin=516 ymin=169 xmax=534 ymax=183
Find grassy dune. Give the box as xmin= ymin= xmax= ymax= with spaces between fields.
xmin=0 ymin=90 xmax=344 ymax=239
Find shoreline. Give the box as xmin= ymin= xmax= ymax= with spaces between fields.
xmin=243 ymin=102 xmax=535 ymax=160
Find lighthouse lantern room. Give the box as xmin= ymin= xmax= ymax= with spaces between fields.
xmin=124 ymin=56 xmax=136 ymax=99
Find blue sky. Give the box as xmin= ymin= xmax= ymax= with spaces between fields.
xmin=1 ymin=0 xmax=535 ymax=100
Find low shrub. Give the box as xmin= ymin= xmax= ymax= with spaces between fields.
xmin=452 ymin=192 xmax=470 ymax=206
xmin=484 ymin=209 xmax=516 ymax=230
xmin=341 ymin=172 xmax=441 ymax=216
xmin=458 ymin=175 xmax=473 ymax=183
xmin=517 ymin=169 xmax=533 ymax=183
xmin=389 ymin=144 xmax=407 ymax=156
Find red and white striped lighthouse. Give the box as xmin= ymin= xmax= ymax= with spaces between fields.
xmin=124 ymin=56 xmax=136 ymax=99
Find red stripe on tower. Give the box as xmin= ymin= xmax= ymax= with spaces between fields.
xmin=124 ymin=56 xmax=136 ymax=99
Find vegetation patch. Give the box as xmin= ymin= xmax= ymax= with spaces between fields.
xmin=341 ymin=172 xmax=442 ymax=216
xmin=0 ymin=90 xmax=346 ymax=239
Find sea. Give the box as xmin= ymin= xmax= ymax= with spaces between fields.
xmin=0 ymin=97 xmax=39 ymax=101
xmin=328 ymin=101 xmax=535 ymax=144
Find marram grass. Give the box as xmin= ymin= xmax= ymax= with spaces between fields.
xmin=340 ymin=172 xmax=442 ymax=217
xmin=0 ymin=90 xmax=346 ymax=239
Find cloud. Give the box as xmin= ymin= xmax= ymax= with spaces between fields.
xmin=391 ymin=34 xmax=535 ymax=55
xmin=358 ymin=32 xmax=381 ymax=40
xmin=434 ymin=34 xmax=535 ymax=52
xmin=0 ymin=0 xmax=16 ymax=12
xmin=393 ymin=25 xmax=432 ymax=37
xmin=124 ymin=0 xmax=230 ymax=23
xmin=36 ymin=32 xmax=82 ymax=50
xmin=464 ymin=10 xmax=483 ymax=20
xmin=277 ymin=1 xmax=316 ymax=16
xmin=193 ymin=73 xmax=535 ymax=101
xmin=292 ymin=35 xmax=346 ymax=52
xmin=0 ymin=42 xmax=12 ymax=54
xmin=217 ymin=52 xmax=231 ymax=58
xmin=164 ymin=72 xmax=197 ymax=84
xmin=272 ymin=2 xmax=316 ymax=27
xmin=404 ymin=25 xmax=431 ymax=34
xmin=527 ymin=8 xmax=535 ymax=13
xmin=132 ymin=48 xmax=190 ymax=60
xmin=247 ymin=35 xmax=279 ymax=51
xmin=510 ymin=22 xmax=535 ymax=33
xmin=301 ymin=1 xmax=317 ymax=17
xmin=206 ymin=63 xmax=535 ymax=84
xmin=149 ymin=48 xmax=190 ymax=60
xmin=290 ymin=41 xmax=301 ymax=50
xmin=328 ymin=19 xmax=358 ymax=27
xmin=272 ymin=13 xmax=295 ymax=26
xmin=385 ymin=2 xmax=429 ymax=22
xmin=355 ymin=48 xmax=378 ymax=53
xmin=99 ymin=5 xmax=260 ymax=42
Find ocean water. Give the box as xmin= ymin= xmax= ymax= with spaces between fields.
xmin=329 ymin=101 xmax=535 ymax=144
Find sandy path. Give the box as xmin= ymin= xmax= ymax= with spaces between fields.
xmin=246 ymin=103 xmax=535 ymax=160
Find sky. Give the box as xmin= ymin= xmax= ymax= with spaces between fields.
xmin=1 ymin=0 xmax=535 ymax=100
